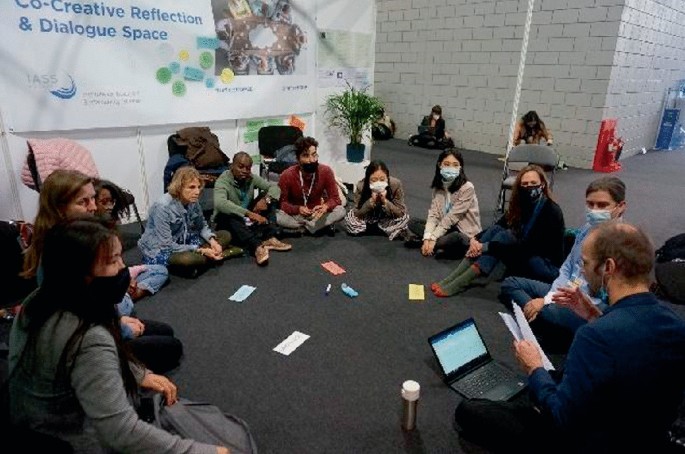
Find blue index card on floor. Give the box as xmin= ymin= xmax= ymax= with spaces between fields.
xmin=229 ymin=285 xmax=256 ymax=303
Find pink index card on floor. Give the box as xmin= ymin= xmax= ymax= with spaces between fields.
xmin=321 ymin=261 xmax=346 ymax=275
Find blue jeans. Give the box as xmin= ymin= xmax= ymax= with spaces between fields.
xmin=476 ymin=225 xmax=517 ymax=275
xmin=500 ymin=276 xmax=604 ymax=337
xmin=136 ymin=264 xmax=169 ymax=294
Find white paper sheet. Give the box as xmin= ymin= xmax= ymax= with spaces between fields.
xmin=499 ymin=304 xmax=555 ymax=371
xmin=273 ymin=331 xmax=310 ymax=356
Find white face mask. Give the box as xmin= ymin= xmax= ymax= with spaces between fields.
xmin=369 ymin=181 xmax=388 ymax=193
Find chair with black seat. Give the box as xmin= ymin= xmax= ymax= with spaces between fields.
xmin=496 ymin=144 xmax=559 ymax=213
xmin=257 ymin=125 xmax=303 ymax=181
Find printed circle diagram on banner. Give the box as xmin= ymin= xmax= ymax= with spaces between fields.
xmin=155 ymin=0 xmax=307 ymax=96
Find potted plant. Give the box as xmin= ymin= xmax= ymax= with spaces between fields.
xmin=325 ymin=83 xmax=384 ymax=163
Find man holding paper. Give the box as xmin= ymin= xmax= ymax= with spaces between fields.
xmin=498 ymin=177 xmax=626 ymax=351
xmin=455 ymin=222 xmax=685 ymax=453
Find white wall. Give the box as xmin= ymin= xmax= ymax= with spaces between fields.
xmin=604 ymin=0 xmax=685 ymax=158
xmin=375 ymin=0 xmax=685 ymax=168
xmin=0 ymin=0 xmax=375 ymax=223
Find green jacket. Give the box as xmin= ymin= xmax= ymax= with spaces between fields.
xmin=212 ymin=170 xmax=280 ymax=218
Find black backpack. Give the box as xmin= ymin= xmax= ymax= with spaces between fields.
xmin=656 ymin=233 xmax=685 ymax=263
xmin=652 ymin=233 xmax=685 ymax=305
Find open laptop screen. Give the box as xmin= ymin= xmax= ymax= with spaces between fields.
xmin=430 ymin=320 xmax=488 ymax=376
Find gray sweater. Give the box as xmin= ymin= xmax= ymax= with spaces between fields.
xmin=9 ymin=293 xmax=216 ymax=454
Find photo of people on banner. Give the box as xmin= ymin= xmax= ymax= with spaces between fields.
xmin=214 ymin=0 xmax=308 ymax=76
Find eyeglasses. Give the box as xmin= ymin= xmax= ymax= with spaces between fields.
xmin=520 ymin=183 xmax=542 ymax=189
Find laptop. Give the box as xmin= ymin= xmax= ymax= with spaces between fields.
xmin=428 ymin=317 xmax=527 ymax=401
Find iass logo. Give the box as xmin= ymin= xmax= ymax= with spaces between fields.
xmin=26 ymin=72 xmax=77 ymax=99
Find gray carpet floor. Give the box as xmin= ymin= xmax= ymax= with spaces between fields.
xmin=126 ymin=141 xmax=685 ymax=453
xmin=3 ymin=140 xmax=683 ymax=453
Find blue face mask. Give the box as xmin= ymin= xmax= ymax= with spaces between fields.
xmin=440 ymin=167 xmax=460 ymax=182
xmin=596 ymin=286 xmax=609 ymax=305
xmin=585 ymin=208 xmax=612 ymax=226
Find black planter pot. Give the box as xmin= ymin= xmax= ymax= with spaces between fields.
xmin=346 ymin=143 xmax=365 ymax=163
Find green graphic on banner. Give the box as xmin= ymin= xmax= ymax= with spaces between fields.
xmin=243 ymin=118 xmax=284 ymax=143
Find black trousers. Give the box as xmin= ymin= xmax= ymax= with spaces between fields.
xmin=214 ymin=203 xmax=278 ymax=256
xmin=127 ymin=319 xmax=183 ymax=374
xmin=407 ymin=217 xmax=470 ymax=258
xmin=454 ymin=394 xmax=564 ymax=453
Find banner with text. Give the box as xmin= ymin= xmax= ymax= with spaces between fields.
xmin=0 ymin=0 xmax=316 ymax=131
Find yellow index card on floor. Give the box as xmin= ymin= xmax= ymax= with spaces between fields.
xmin=409 ymin=284 xmax=425 ymax=301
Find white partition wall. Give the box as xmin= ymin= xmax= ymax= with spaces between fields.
xmin=0 ymin=0 xmax=375 ymax=222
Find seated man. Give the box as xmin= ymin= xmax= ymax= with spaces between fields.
xmin=213 ymin=152 xmax=292 ymax=266
xmin=498 ymin=176 xmax=626 ymax=351
xmin=455 ymin=222 xmax=685 ymax=453
xmin=276 ymin=136 xmax=346 ymax=236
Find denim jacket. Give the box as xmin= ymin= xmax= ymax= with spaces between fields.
xmin=138 ymin=193 xmax=215 ymax=261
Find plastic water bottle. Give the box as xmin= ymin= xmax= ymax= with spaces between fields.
xmin=401 ymin=380 xmax=420 ymax=431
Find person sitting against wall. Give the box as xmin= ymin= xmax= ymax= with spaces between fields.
xmin=342 ymin=160 xmax=410 ymax=240
xmin=213 ymin=151 xmax=292 ymax=267
xmin=431 ymin=165 xmax=565 ymax=297
xmin=276 ymin=136 xmax=346 ymax=236
xmin=22 ymin=170 xmax=183 ymax=374
xmin=94 ymin=178 xmax=169 ymax=302
xmin=371 ymin=108 xmax=397 ymax=141
xmin=513 ymin=110 xmax=553 ymax=146
xmin=405 ymin=149 xmax=482 ymax=259
xmin=9 ymin=218 xmax=230 ymax=453
xmin=139 ymin=166 xmax=242 ymax=278
xmin=499 ymin=177 xmax=627 ymax=352
xmin=409 ymin=105 xmax=454 ymax=149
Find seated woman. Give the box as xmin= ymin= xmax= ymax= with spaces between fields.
xmin=94 ymin=178 xmax=168 ymax=302
xmin=342 ymin=160 xmax=410 ymax=240
xmin=23 ymin=170 xmax=182 ymax=374
xmin=409 ymin=105 xmax=453 ymax=149
xmin=406 ymin=149 xmax=481 ymax=258
xmin=431 ymin=165 xmax=565 ymax=297
xmin=371 ymin=108 xmax=397 ymax=141
xmin=9 ymin=218 xmax=229 ymax=453
xmin=513 ymin=110 xmax=553 ymax=146
xmin=138 ymin=166 xmax=242 ymax=278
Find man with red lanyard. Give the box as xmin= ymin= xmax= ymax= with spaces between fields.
xmin=276 ymin=136 xmax=346 ymax=236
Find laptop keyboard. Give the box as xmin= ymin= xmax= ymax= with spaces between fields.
xmin=456 ymin=362 xmax=511 ymax=397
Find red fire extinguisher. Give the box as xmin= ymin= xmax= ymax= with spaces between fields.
xmin=608 ymin=136 xmax=624 ymax=163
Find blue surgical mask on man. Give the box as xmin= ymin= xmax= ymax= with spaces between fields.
xmin=585 ymin=208 xmax=612 ymax=226
xmin=440 ymin=167 xmax=460 ymax=182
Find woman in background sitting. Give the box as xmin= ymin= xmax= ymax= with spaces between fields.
xmin=431 ymin=165 xmax=565 ymax=297
xmin=94 ymin=178 xmax=131 ymax=225
xmin=138 ymin=166 xmax=241 ymax=278
xmin=9 ymin=218 xmax=228 ymax=453
xmin=405 ymin=149 xmax=481 ymax=258
xmin=342 ymin=160 xmax=410 ymax=240
xmin=513 ymin=110 xmax=553 ymax=146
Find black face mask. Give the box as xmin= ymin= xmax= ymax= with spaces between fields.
xmin=301 ymin=162 xmax=318 ymax=173
xmin=520 ymin=186 xmax=543 ymax=205
xmin=87 ymin=267 xmax=131 ymax=308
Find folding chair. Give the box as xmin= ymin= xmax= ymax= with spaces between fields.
xmin=257 ymin=125 xmax=303 ymax=181
xmin=496 ymin=144 xmax=559 ymax=213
